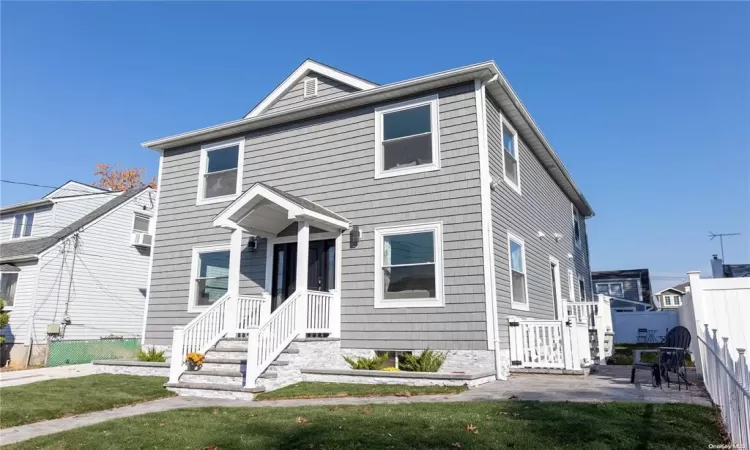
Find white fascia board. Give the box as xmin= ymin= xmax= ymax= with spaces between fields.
xmin=245 ymin=60 xmax=378 ymax=119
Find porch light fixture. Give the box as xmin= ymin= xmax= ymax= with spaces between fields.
xmin=350 ymin=226 xmax=361 ymax=248
xmin=536 ymin=231 xmax=545 ymax=239
xmin=552 ymin=232 xmax=563 ymax=242
xmin=247 ymin=235 xmax=259 ymax=252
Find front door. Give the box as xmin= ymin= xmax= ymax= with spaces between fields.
xmin=271 ymin=239 xmax=335 ymax=310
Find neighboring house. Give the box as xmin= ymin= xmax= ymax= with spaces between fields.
xmin=141 ymin=59 xmax=595 ymax=396
xmin=0 ymin=181 xmax=155 ymax=366
xmin=654 ymin=281 xmax=689 ymax=310
xmin=591 ymin=269 xmax=653 ymax=311
xmin=710 ymin=255 xmax=750 ymax=278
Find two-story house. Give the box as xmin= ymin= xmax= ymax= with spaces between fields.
xmin=141 ymin=60 xmax=595 ymax=398
xmin=0 ymin=181 xmax=155 ymax=366
xmin=655 ymin=281 xmax=689 ymax=310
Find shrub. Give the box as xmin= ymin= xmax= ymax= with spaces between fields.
xmin=0 ymin=299 xmax=8 ymax=345
xmin=136 ymin=346 xmax=166 ymax=362
xmin=343 ymin=353 xmax=389 ymax=370
xmin=398 ymin=349 xmax=446 ymax=372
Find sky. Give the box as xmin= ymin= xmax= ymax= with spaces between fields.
xmin=2 ymin=2 xmax=748 ymax=288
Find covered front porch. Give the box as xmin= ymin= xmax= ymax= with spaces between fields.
xmin=169 ymin=183 xmax=350 ymax=387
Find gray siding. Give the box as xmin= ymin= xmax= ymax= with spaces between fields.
xmin=0 ymin=205 xmax=54 ymax=239
xmin=145 ymin=83 xmax=488 ymax=350
xmin=264 ymin=72 xmax=359 ymax=115
xmin=486 ymin=94 xmax=593 ymax=347
xmin=593 ymin=277 xmax=641 ymax=302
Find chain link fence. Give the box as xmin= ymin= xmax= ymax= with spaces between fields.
xmin=47 ymin=338 xmax=140 ymax=367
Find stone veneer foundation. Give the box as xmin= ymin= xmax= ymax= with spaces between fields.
xmin=93 ymin=360 xmax=170 ymax=377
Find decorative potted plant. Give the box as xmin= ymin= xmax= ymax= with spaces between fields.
xmin=185 ymin=352 xmax=205 ymax=371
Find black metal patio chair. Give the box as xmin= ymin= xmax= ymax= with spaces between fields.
xmin=630 ymin=325 xmax=691 ymax=390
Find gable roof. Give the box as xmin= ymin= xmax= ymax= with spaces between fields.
xmin=655 ymin=287 xmax=685 ymax=295
xmin=244 ymin=59 xmax=378 ymax=119
xmin=143 ymin=60 xmax=595 ymax=217
xmin=0 ymin=187 xmax=150 ymax=263
xmin=43 ymin=180 xmax=109 ymax=199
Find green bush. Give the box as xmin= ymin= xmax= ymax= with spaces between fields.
xmin=136 ymin=346 xmax=166 ymax=362
xmin=343 ymin=353 xmax=389 ymax=370
xmin=398 ymin=349 xmax=446 ymax=372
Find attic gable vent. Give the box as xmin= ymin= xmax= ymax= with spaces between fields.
xmin=303 ymin=77 xmax=318 ymax=98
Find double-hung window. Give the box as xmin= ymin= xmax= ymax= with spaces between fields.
xmin=374 ymin=95 xmax=440 ymax=178
xmin=197 ymin=138 xmax=244 ymax=204
xmin=502 ymin=120 xmax=521 ymax=193
xmin=596 ymin=282 xmax=624 ymax=298
xmin=508 ymin=232 xmax=528 ymax=310
xmin=374 ymin=222 xmax=444 ymax=308
xmin=190 ymin=246 xmax=230 ymax=310
xmin=673 ymin=295 xmax=681 ymax=306
xmin=578 ymin=277 xmax=586 ymax=302
xmin=663 ymin=295 xmax=672 ymax=306
xmin=11 ymin=212 xmax=34 ymax=239
xmin=133 ymin=214 xmax=151 ymax=234
xmin=0 ymin=272 xmax=18 ymax=307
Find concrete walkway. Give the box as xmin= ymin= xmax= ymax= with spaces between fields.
xmin=0 ymin=367 xmax=712 ymax=446
xmin=0 ymin=364 xmax=97 ymax=388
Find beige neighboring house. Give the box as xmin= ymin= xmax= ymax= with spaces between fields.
xmin=655 ymin=281 xmax=689 ymax=310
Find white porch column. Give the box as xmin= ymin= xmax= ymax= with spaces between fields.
xmin=329 ymin=232 xmax=343 ymax=338
xmin=296 ymin=221 xmax=310 ymax=336
xmin=168 ymin=326 xmax=185 ymax=384
xmin=225 ymin=228 xmax=243 ymax=336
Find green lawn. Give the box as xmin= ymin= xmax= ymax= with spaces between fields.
xmin=0 ymin=374 xmax=173 ymax=428
xmin=9 ymin=402 xmax=725 ymax=449
xmin=254 ymin=382 xmax=466 ymax=400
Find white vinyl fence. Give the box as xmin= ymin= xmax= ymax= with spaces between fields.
xmin=681 ymin=272 xmax=750 ymax=448
xmin=611 ymin=310 xmax=679 ymax=344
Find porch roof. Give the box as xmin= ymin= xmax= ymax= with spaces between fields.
xmin=213 ymin=182 xmax=350 ymax=237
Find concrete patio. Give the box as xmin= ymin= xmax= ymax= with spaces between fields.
xmin=462 ymin=365 xmax=711 ymax=406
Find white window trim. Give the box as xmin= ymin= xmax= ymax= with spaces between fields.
xmin=596 ymin=282 xmax=624 ymax=297
xmin=577 ymin=276 xmax=586 ymax=302
xmin=374 ymin=95 xmax=441 ymax=179
xmin=374 ymin=222 xmax=444 ymax=309
xmin=0 ymin=271 xmax=18 ymax=311
xmin=508 ymin=231 xmax=529 ymax=311
xmin=131 ymin=212 xmax=152 ymax=234
xmin=567 ymin=269 xmax=575 ymax=303
xmin=196 ymin=137 xmax=245 ymax=206
xmin=500 ymin=117 xmax=521 ymax=195
xmin=188 ymin=244 xmax=231 ymax=313
xmin=572 ymin=204 xmax=582 ymax=249
xmin=10 ymin=212 xmax=34 ymax=240
xmin=302 ymin=77 xmax=318 ymax=98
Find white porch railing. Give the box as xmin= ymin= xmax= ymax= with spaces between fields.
xmin=245 ymin=290 xmax=304 ymax=388
xmin=236 ymin=294 xmax=271 ymax=334
xmin=307 ymin=290 xmax=333 ymax=333
xmin=565 ymin=295 xmax=613 ymax=330
xmin=697 ymin=325 xmax=750 ymax=448
xmin=169 ymin=292 xmax=270 ymax=383
xmin=509 ymin=316 xmax=591 ymax=370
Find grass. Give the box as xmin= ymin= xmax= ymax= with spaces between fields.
xmin=8 ymin=401 xmax=726 ymax=449
xmin=0 ymin=374 xmax=173 ymax=428
xmin=254 ymin=382 xmax=466 ymax=400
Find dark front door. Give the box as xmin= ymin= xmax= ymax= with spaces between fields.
xmin=271 ymin=239 xmax=335 ymax=310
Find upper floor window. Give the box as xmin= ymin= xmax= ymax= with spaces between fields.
xmin=11 ymin=212 xmax=34 ymax=239
xmin=374 ymin=222 xmax=444 ymax=308
xmin=596 ymin=282 xmax=624 ymax=298
xmin=502 ymin=120 xmax=521 ymax=193
xmin=133 ymin=213 xmax=151 ymax=233
xmin=508 ymin=232 xmax=529 ymax=310
xmin=578 ymin=277 xmax=586 ymax=302
xmin=374 ymin=95 xmax=440 ymax=179
xmin=663 ymin=295 xmax=672 ymax=306
xmin=673 ymin=295 xmax=682 ymax=306
xmin=572 ymin=206 xmax=581 ymax=248
xmin=0 ymin=272 xmax=18 ymax=307
xmin=197 ymin=138 xmax=245 ymax=205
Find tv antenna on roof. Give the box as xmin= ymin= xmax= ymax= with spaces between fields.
xmin=708 ymin=231 xmax=741 ymax=261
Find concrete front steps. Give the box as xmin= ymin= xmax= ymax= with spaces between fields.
xmin=164 ymin=337 xmax=298 ymax=400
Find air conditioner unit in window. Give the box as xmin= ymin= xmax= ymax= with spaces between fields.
xmin=131 ymin=232 xmax=153 ymax=247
